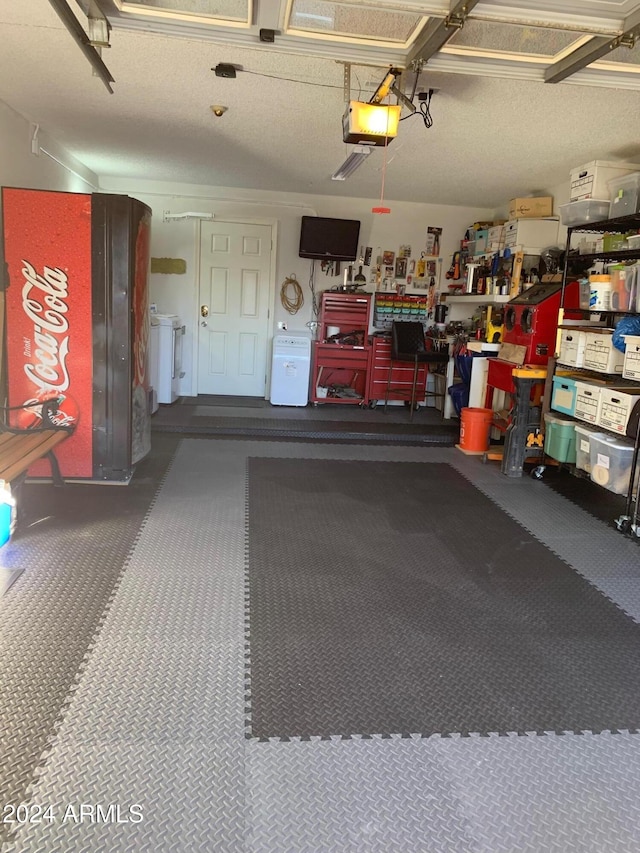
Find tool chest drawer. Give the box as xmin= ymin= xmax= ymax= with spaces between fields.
xmin=318 ymin=292 xmax=371 ymax=342
xmin=311 ymin=342 xmax=371 ymax=404
xmin=367 ymin=336 xmax=428 ymax=404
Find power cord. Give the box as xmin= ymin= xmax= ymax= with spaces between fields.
xmin=400 ymin=89 xmax=434 ymax=128
xmin=280 ymin=274 xmax=304 ymax=314
xmin=309 ymin=261 xmax=319 ymax=319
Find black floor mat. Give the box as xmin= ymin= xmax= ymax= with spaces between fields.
xmin=247 ymin=458 xmax=640 ymax=740
xmin=180 ymin=395 xmax=264 ymax=407
xmin=544 ymin=467 xmax=629 ymax=528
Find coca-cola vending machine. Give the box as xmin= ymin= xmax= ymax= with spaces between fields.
xmin=1 ymin=188 xmax=151 ymax=482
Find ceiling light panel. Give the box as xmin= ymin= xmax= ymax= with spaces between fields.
xmin=288 ymin=0 xmax=423 ymax=45
xmin=120 ymin=0 xmax=249 ymax=24
xmin=448 ymin=20 xmax=585 ymax=57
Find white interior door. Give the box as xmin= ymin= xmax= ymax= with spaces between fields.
xmin=198 ymin=221 xmax=272 ymax=396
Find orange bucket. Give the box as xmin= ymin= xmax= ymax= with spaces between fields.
xmin=459 ymin=407 xmax=493 ymax=453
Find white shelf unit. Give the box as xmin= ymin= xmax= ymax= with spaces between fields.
xmin=445 ymin=294 xmax=511 ymax=304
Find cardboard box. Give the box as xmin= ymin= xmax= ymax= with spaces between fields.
xmin=487 ymin=224 xmax=505 ymax=251
xmin=504 ymin=218 xmax=559 ymax=251
xmin=509 ymin=196 xmax=553 ymax=219
xmin=597 ymin=387 xmax=640 ymax=435
xmin=574 ymin=381 xmax=603 ymax=424
xmin=623 ymin=334 xmax=640 ymax=380
xmin=498 ymin=342 xmax=527 ymax=365
xmin=570 ymin=160 xmax=639 ymax=201
xmin=583 ymin=330 xmax=624 ymax=374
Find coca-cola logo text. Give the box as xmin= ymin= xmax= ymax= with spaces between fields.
xmin=21 ymin=261 xmax=70 ymax=394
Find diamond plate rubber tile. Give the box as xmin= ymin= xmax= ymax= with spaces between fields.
xmin=583 ymin=578 xmax=640 ymax=624
xmin=0 ymin=436 xmax=180 ymax=845
xmin=448 ymin=454 xmax=640 ymax=587
xmin=53 ymin=635 xmax=246 ymax=744
xmin=3 ymin=738 xmax=244 ymax=853
xmin=246 ymin=737 xmax=477 ymax=853
xmin=247 ymin=457 xmax=640 ymax=739
xmin=99 ymin=567 xmax=246 ymax=642
xmin=434 ymin=731 xmax=640 ymax=853
xmin=110 ymin=511 xmax=246 ymax=581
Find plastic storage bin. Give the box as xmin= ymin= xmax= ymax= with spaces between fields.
xmin=551 ymin=374 xmax=579 ymax=415
xmin=627 ymin=233 xmax=640 ymax=250
xmin=610 ymin=266 xmax=635 ymax=311
xmin=559 ymin=199 xmax=610 ymax=227
xmin=583 ymin=330 xmax=624 ymax=374
xmin=589 ymin=433 xmax=636 ymax=495
xmin=543 ymin=412 xmax=576 ymax=464
xmin=608 ymin=172 xmax=640 ymax=217
xmin=574 ymin=424 xmax=608 ymax=474
xmin=623 ymin=334 xmax=640 ymax=380
xmin=597 ymin=386 xmax=640 ymax=435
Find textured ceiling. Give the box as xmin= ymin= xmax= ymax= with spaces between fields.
xmin=1 ymin=0 xmax=640 ymax=207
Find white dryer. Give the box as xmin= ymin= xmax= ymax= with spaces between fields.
xmin=270 ymin=331 xmax=312 ymax=406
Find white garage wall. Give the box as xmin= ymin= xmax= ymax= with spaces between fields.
xmin=100 ymin=176 xmax=495 ymax=397
xmin=0 ymin=100 xmax=98 ymax=195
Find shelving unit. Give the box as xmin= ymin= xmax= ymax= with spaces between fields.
xmin=555 ymin=212 xmax=640 ymax=536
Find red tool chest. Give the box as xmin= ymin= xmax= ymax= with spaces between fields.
xmin=367 ymin=335 xmax=428 ymax=407
xmin=317 ymin=291 xmax=371 ymax=342
xmin=310 ymin=292 xmax=372 ymax=405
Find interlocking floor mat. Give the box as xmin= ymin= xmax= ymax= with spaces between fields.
xmin=247 ymin=458 xmax=640 ymax=740
xmin=180 ymin=394 xmax=263 ymax=407
xmin=0 ymin=435 xmax=180 ymax=844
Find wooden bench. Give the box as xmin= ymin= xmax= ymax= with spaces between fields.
xmin=0 ymin=399 xmax=75 ymax=489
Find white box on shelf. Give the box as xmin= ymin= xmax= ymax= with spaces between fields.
xmin=557 ymin=328 xmax=588 ymax=368
xmin=583 ymin=330 xmax=625 ymax=374
xmin=597 ymin=387 xmax=640 ymax=435
xmin=487 ymin=225 xmax=505 ymax=251
xmin=589 ymin=433 xmax=636 ymax=495
xmin=570 ymin=160 xmax=640 ymax=201
xmin=574 ymin=381 xmax=603 ymax=424
xmin=504 ymin=218 xmax=559 ymax=250
xmin=623 ymin=334 xmax=640 ymax=380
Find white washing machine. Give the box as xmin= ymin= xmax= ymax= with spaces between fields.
xmin=270 ymin=331 xmax=312 ymax=406
xmin=156 ymin=314 xmax=183 ymax=404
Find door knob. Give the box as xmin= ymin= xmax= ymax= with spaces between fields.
xmin=201 ymin=305 xmax=209 ymax=317
xmin=201 ymin=320 xmax=208 ymax=327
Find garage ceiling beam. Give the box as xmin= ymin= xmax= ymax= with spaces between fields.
xmin=407 ymin=0 xmax=480 ymax=67
xmin=47 ymin=0 xmax=115 ymax=92
xmin=545 ymin=7 xmax=640 ymax=84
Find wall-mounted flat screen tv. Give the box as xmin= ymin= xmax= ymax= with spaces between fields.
xmin=298 ymin=216 xmax=360 ymax=262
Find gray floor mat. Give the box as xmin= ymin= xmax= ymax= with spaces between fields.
xmin=247 ymin=457 xmax=640 ymax=739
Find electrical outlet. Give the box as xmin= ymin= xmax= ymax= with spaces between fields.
xmin=278 ymin=321 xmax=288 ymax=330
